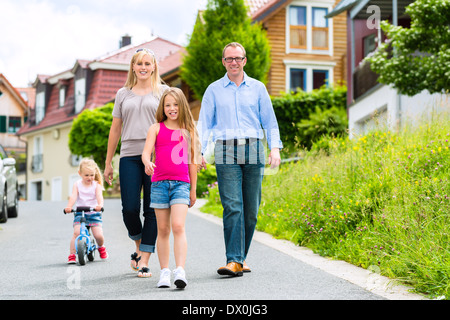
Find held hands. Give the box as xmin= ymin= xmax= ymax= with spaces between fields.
xmin=144 ymin=161 xmax=156 ymax=176
xmin=200 ymin=156 xmax=207 ymax=170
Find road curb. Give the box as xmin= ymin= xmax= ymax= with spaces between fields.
xmin=189 ymin=199 xmax=427 ymax=300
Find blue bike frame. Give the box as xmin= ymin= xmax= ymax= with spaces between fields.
xmin=75 ymin=210 xmax=93 ymax=253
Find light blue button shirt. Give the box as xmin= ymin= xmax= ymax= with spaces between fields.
xmin=198 ymin=72 xmax=283 ymax=154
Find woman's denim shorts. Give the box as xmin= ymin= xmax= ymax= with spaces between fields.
xmin=151 ymin=180 xmax=190 ymax=209
xmin=73 ymin=212 xmax=102 ymax=227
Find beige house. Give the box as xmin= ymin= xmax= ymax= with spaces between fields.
xmin=17 ymin=36 xmax=191 ymax=201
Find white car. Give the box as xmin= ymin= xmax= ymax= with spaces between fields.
xmin=0 ymin=144 xmax=19 ymax=223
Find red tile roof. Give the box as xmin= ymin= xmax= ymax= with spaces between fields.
xmin=246 ymin=0 xmax=292 ymax=21
xmin=18 ymin=37 xmax=184 ymax=136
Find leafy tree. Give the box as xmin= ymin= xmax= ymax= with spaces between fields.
xmin=181 ymin=0 xmax=271 ymax=100
xmin=366 ymin=0 xmax=450 ymax=96
xmin=68 ymin=103 xmax=119 ymax=169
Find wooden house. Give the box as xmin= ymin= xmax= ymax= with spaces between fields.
xmin=246 ymin=0 xmax=348 ymax=95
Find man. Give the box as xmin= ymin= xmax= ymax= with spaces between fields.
xmin=198 ymin=42 xmax=282 ymax=277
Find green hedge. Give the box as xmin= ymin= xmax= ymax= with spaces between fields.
xmin=272 ymin=85 xmax=347 ymax=154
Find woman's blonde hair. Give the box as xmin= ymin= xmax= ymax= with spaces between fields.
xmin=156 ymin=87 xmax=202 ymax=165
xmin=78 ymin=158 xmax=104 ymax=187
xmin=124 ymin=49 xmax=165 ymax=97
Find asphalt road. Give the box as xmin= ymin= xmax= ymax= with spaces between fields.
xmin=0 ymin=199 xmax=424 ymax=305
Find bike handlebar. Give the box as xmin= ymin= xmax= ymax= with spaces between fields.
xmin=63 ymin=206 xmax=104 ymax=214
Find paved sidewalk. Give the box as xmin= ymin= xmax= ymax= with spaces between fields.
xmin=191 ymin=199 xmax=425 ymax=300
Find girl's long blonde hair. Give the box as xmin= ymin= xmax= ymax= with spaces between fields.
xmin=124 ymin=49 xmax=165 ymax=97
xmin=156 ymin=87 xmax=202 ymax=165
xmin=79 ymin=158 xmax=104 ymax=188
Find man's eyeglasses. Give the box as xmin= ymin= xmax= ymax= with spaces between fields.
xmin=136 ymin=48 xmax=155 ymax=56
xmin=223 ymin=57 xmax=245 ymax=63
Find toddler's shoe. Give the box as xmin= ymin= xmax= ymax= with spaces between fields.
xmin=157 ymin=268 xmax=171 ymax=288
xmin=67 ymin=254 xmax=76 ymax=264
xmin=173 ymin=266 xmax=187 ymax=289
xmin=98 ymin=246 xmax=109 ymax=260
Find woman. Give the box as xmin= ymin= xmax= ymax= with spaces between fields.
xmin=104 ymin=48 xmax=168 ymax=277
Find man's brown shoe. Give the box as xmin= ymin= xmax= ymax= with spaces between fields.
xmin=217 ymin=262 xmax=243 ymax=277
xmin=243 ymin=261 xmax=251 ymax=273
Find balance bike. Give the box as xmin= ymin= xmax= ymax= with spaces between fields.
xmin=64 ymin=206 xmax=103 ymax=265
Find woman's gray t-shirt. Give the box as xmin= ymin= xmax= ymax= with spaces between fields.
xmin=112 ymin=85 xmax=169 ymax=157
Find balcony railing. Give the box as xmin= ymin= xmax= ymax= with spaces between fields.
xmin=353 ymin=60 xmax=380 ymax=101
xmin=31 ymin=154 xmax=43 ymax=173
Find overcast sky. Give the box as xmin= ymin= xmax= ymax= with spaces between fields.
xmin=0 ymin=0 xmax=208 ymax=87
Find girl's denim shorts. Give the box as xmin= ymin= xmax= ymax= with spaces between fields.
xmin=73 ymin=212 xmax=103 ymax=227
xmin=151 ymin=180 xmax=190 ymax=209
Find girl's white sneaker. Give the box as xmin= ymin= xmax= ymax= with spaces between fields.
xmin=173 ymin=267 xmax=187 ymax=289
xmin=157 ymin=268 xmax=171 ymax=288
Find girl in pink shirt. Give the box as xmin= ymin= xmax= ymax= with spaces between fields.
xmin=65 ymin=158 xmax=108 ymax=264
xmin=142 ymin=87 xmax=201 ymax=288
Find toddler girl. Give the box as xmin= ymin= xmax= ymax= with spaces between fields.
xmin=65 ymin=158 xmax=108 ymax=264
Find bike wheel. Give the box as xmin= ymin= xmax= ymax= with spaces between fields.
xmin=88 ymin=237 xmax=96 ymax=262
xmin=77 ymin=238 xmax=87 ymax=265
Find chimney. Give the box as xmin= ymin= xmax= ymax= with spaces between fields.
xmin=120 ymin=34 xmax=132 ymax=48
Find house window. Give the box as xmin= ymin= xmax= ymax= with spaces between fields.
xmin=35 ymin=91 xmax=45 ymax=124
xmin=312 ymin=8 xmax=329 ymax=50
xmin=8 ymin=117 xmax=22 ymax=133
xmin=286 ymin=62 xmax=334 ymax=92
xmin=0 ymin=90 xmax=3 ymax=98
xmin=59 ymin=86 xmax=66 ymax=108
xmin=313 ymin=70 xmax=329 ymax=90
xmin=290 ymin=69 xmax=306 ymax=91
xmin=0 ymin=116 xmax=6 ymax=133
xmin=70 ymin=154 xmax=82 ymax=167
xmin=290 ymin=68 xmax=329 ymax=92
xmin=289 ymin=6 xmax=307 ymax=49
xmin=74 ymin=78 xmax=86 ymax=114
xmin=288 ymin=4 xmax=331 ymax=52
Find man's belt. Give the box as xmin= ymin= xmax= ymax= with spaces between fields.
xmin=216 ymin=138 xmax=259 ymax=146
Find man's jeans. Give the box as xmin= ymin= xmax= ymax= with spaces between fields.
xmin=214 ymin=139 xmax=265 ymax=264
xmin=119 ymin=156 xmax=157 ymax=253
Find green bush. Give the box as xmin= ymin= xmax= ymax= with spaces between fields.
xmin=297 ymin=106 xmax=348 ymax=150
xmin=69 ymin=103 xmax=119 ymax=168
xmin=271 ymin=85 xmax=347 ymax=154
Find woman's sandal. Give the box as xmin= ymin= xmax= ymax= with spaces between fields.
xmin=137 ymin=267 xmax=152 ymax=278
xmin=130 ymin=252 xmax=141 ymax=271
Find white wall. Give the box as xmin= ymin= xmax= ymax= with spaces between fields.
xmin=349 ymin=85 xmax=449 ymax=138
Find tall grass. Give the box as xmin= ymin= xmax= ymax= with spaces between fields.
xmin=201 ymin=109 xmax=450 ymax=299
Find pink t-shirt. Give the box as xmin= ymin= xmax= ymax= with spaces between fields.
xmin=75 ymin=180 xmax=99 ymax=208
xmin=151 ymin=122 xmax=190 ymax=183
